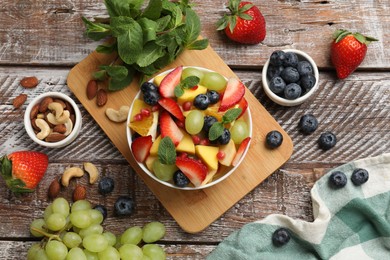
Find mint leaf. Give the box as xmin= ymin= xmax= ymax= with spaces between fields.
xmin=180 ymin=76 xmax=199 ymax=89
xmin=136 ymin=42 xmax=164 ymax=67
xmin=174 ymin=86 xmax=184 ymax=97
xmin=82 ymin=17 xmax=111 ymax=41
xmin=143 ymin=0 xmax=162 ymax=20
xmin=158 ymin=137 xmax=176 ymax=165
xmin=96 ymin=42 xmax=117 ymax=53
xmin=187 ymin=39 xmax=209 ymax=50
xmin=183 ymin=8 xmax=200 ymax=45
xmin=222 ymin=108 xmax=242 ymax=124
xmin=209 ymin=122 xmax=224 ymax=141
xmin=93 ymin=70 xmax=108 ymax=81
xmin=155 ymin=15 xmax=171 ymax=32
xmin=138 ymin=17 xmax=157 ymax=43
xmin=100 ymin=65 xmax=128 ymax=81
xmin=113 ymin=18 xmax=143 ymax=64
xmin=108 ymin=66 xmax=135 ymax=91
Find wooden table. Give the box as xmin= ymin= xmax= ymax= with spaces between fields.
xmin=0 ymin=0 xmax=389 ymax=258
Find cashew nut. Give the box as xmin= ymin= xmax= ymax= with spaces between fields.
xmin=64 ymin=118 xmax=73 ymax=136
xmin=105 ymin=106 xmax=130 ymax=123
xmin=37 ymin=113 xmax=45 ymax=119
xmin=48 ymin=102 xmax=64 ymax=119
xmin=61 ymin=167 xmax=84 ymax=187
xmin=35 ymin=118 xmax=51 ymax=140
xmin=83 ymin=162 xmax=99 ymax=184
xmin=47 ymin=110 xmax=70 ymax=125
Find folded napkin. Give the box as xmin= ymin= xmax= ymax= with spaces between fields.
xmin=207 ymin=153 xmax=390 ymax=260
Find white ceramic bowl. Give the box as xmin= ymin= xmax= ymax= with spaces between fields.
xmin=126 ymin=67 xmax=252 ymax=190
xmin=262 ymin=49 xmax=319 ymax=106
xmin=24 ymin=92 xmax=82 ymax=148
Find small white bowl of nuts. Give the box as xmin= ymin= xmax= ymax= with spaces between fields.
xmin=24 ymin=92 xmax=82 ymax=148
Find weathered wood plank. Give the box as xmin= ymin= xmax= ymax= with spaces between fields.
xmin=0 ymin=0 xmax=389 ymax=68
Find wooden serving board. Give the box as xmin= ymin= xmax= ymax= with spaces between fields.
xmin=67 ymin=44 xmax=293 ymax=233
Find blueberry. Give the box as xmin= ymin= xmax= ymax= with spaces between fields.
xmin=132 ymin=132 xmax=141 ymax=141
xmin=284 ymin=83 xmax=302 ymax=100
xmin=269 ymin=76 xmax=286 ymax=95
xmin=141 ymin=82 xmax=158 ymax=93
xmin=207 ymin=91 xmax=220 ymax=105
xmin=173 ymin=170 xmax=190 ymax=187
xmin=298 ymin=114 xmax=318 ymax=134
xmin=266 ymin=130 xmax=283 ymax=149
xmin=269 ymin=50 xmax=286 ymax=66
xmin=329 ymin=171 xmax=347 ymax=189
xmin=193 ymin=94 xmax=210 ymax=110
xmin=351 ymin=168 xmax=369 ymax=186
xmin=203 ymin=115 xmax=218 ymax=133
xmin=318 ymin=131 xmax=337 ymax=150
xmin=114 ymin=196 xmax=134 ymax=216
xmin=98 ymin=177 xmax=115 ymax=195
xmin=143 ymin=91 xmax=160 ymax=106
xmin=217 ymin=128 xmax=231 ymax=145
xmin=267 ymin=65 xmax=284 ymax=80
xmin=93 ymin=205 xmax=108 ymax=221
xmin=272 ymin=228 xmax=291 ymax=247
xmin=283 ymin=52 xmax=299 ymax=67
xmin=280 ymin=67 xmax=300 ymax=83
xmin=300 ymin=74 xmax=316 ymax=92
xmin=297 ymin=61 xmax=314 ymax=76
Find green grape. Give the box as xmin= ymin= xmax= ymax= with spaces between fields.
xmin=52 ymin=197 xmax=70 ymax=217
xmin=45 ymin=240 xmax=68 ymax=260
xmin=185 ymin=110 xmax=204 ymax=135
xmin=98 ymin=246 xmax=120 ymax=260
xmin=200 ymin=72 xmax=227 ymax=91
xmin=142 ymin=244 xmax=166 ymax=260
xmin=89 ymin=209 xmax=103 ymax=225
xmin=71 ymin=200 xmax=92 ymax=212
xmin=103 ymin=232 xmax=117 ymax=247
xmin=79 ymin=224 xmax=103 ymax=238
xmin=30 ymin=218 xmax=46 ymax=237
xmin=46 ymin=213 xmax=67 ymax=231
xmin=152 ymin=160 xmax=178 ymax=181
xmin=83 ymin=249 xmax=98 ymax=260
xmin=66 ymin=247 xmax=86 ymax=260
xmin=181 ymin=67 xmax=204 ymax=81
xmin=121 ymin=226 xmax=143 ymax=245
xmin=70 ymin=210 xmax=91 ymax=229
xmin=83 ymin=234 xmax=108 ymax=253
xmin=72 ymin=226 xmax=81 ymax=234
xmin=230 ymin=120 xmax=249 ymax=144
xmin=32 ymin=248 xmax=49 ymax=260
xmin=141 ymin=255 xmax=152 ymax=260
xmin=43 ymin=204 xmax=53 ymax=222
xmin=142 ymin=222 xmax=166 ymax=243
xmin=27 ymin=243 xmax=41 ymax=260
xmin=119 ymin=244 xmax=143 ymax=260
xmin=62 ymin=232 xmax=82 ymax=248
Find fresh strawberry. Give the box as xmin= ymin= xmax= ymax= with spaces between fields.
xmin=159 ymin=111 xmax=184 ymax=146
xmin=0 ymin=151 xmax=48 ymax=193
xmin=159 ymin=66 xmax=183 ymax=98
xmin=236 ymin=96 xmax=248 ymax=118
xmin=219 ymin=77 xmax=245 ymax=112
xmin=331 ymin=29 xmax=377 ymax=79
xmin=232 ymin=137 xmax=251 ymax=166
xmin=175 ymin=157 xmax=207 ymax=187
xmin=158 ymin=97 xmax=185 ymax=122
xmin=217 ymin=0 xmax=266 ymax=44
xmin=131 ymin=135 xmax=153 ymax=163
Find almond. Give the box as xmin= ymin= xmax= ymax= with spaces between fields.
xmin=96 ymin=89 xmax=108 ymax=107
xmin=73 ymin=185 xmax=87 ymax=201
xmin=39 ymin=97 xmax=53 ymax=113
xmin=53 ymin=124 xmax=67 ymax=134
xmin=20 ymin=76 xmax=39 ymax=88
xmin=31 ymin=118 xmax=40 ymax=131
xmin=87 ymin=80 xmax=98 ymax=100
xmin=45 ymin=133 xmax=67 ymax=142
xmin=13 ymin=94 xmax=27 ymax=109
xmin=30 ymin=104 xmax=40 ymax=120
xmin=48 ymin=179 xmax=61 ymax=199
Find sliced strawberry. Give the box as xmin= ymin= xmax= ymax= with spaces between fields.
xmin=159 ymin=66 xmax=183 ymax=98
xmin=232 ymin=137 xmax=251 ymax=166
xmin=219 ymin=77 xmax=245 ymax=112
xmin=176 ymin=157 xmax=207 ymax=187
xmin=131 ymin=135 xmax=153 ymax=163
xmin=236 ymin=96 xmax=248 ymax=118
xmin=159 ymin=111 xmax=184 ymax=146
xmin=158 ymin=97 xmax=184 ymax=122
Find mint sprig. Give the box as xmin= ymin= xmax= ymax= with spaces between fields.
xmin=158 ymin=137 xmax=176 ymax=165
xmin=174 ymin=76 xmax=200 ymax=97
xmin=208 ymin=107 xmax=242 ymax=141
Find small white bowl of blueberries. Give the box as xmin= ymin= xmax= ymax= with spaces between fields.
xmin=262 ymin=49 xmax=319 ymax=106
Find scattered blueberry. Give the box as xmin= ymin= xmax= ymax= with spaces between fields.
xmin=284 ymin=83 xmax=302 ymax=100
xmin=203 ymin=116 xmax=218 ymax=133
xmin=280 ymin=67 xmax=300 ymax=83
xmin=351 ymin=168 xmax=369 ymax=186
xmin=93 ymin=205 xmax=108 ymax=221
xmin=267 ymin=65 xmax=284 ymax=79
xmin=272 ymin=228 xmax=291 ymax=247
xmin=298 ymin=114 xmax=318 ymax=134
xmin=318 ymin=131 xmax=337 ymax=150
xmin=217 ymin=128 xmax=231 ymax=145
xmin=300 ymin=74 xmax=316 ymax=92
xmin=114 ymin=196 xmax=134 ymax=216
xmin=266 ymin=130 xmax=283 ymax=149
xmin=329 ymin=171 xmax=347 ymax=189
xmin=141 ymin=82 xmax=158 ymax=93
xmin=270 ymin=50 xmax=286 ymax=66
xmin=98 ymin=177 xmax=115 ymax=195
xmin=207 ymin=91 xmax=220 ymax=105
xmin=143 ymin=91 xmax=160 ymax=106
xmin=297 ymin=61 xmax=314 ymax=76
xmin=173 ymin=170 xmax=190 ymax=187
xmin=193 ymin=94 xmax=210 ymax=110
xmin=269 ymin=76 xmax=286 ymax=95
xmin=132 ymin=132 xmax=141 ymax=141
xmin=283 ymin=52 xmax=299 ymax=67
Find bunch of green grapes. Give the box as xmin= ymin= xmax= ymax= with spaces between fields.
xmin=27 ymin=197 xmax=166 ymax=260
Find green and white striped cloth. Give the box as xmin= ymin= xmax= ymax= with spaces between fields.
xmin=208 ymin=153 xmax=390 ymax=260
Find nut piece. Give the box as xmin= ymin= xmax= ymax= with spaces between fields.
xmin=39 ymin=97 xmax=53 ymax=113
xmin=96 ymin=89 xmax=108 ymax=107
xmin=13 ymin=94 xmax=28 ymax=109
xmin=48 ymin=179 xmax=61 ymax=199
xmin=53 ymin=124 xmax=67 ymax=134
xmin=20 ymin=76 xmax=39 ymax=88
xmin=48 ymin=102 xmax=64 ymax=119
xmin=30 ymin=104 xmax=40 ymax=120
xmin=61 ymin=167 xmax=84 ymax=187
xmin=73 ymin=185 xmax=87 ymax=201
xmin=35 ymin=118 xmax=51 ymax=140
xmin=83 ymin=162 xmax=99 ymax=184
xmin=45 ymin=133 xmax=67 ymax=142
xmin=87 ymin=80 xmax=98 ymax=100
xmin=47 ymin=110 xmax=70 ymax=125
xmin=105 ymin=106 xmax=130 ymax=123
xmin=53 ymin=98 xmax=66 ymax=108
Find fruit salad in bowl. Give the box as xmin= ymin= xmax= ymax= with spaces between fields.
xmin=126 ymin=66 xmax=252 ymax=190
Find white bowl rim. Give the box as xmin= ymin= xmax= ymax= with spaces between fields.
xmin=126 ymin=66 xmax=253 ymax=190
xmin=262 ymin=49 xmax=319 ymax=106
xmin=24 ymin=92 xmax=82 ymax=148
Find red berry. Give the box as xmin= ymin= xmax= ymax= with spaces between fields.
xmin=133 ymin=113 xmax=143 ymax=121
xmin=151 ymin=105 xmax=159 ymax=112
xmin=176 ymin=120 xmax=185 ymax=128
xmin=200 ymin=139 xmax=210 ymax=146
xmin=192 ymin=135 xmax=201 ymax=145
xmin=141 ymin=108 xmax=151 ymax=117
xmin=191 ymin=85 xmax=198 ymax=90
xmin=179 ymin=152 xmax=188 ymax=159
xmin=217 ymin=151 xmax=225 ymax=160
xmin=182 ymin=101 xmax=192 ymax=111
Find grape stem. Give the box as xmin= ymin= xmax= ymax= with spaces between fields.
xmin=31 ymin=227 xmax=62 ymax=242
